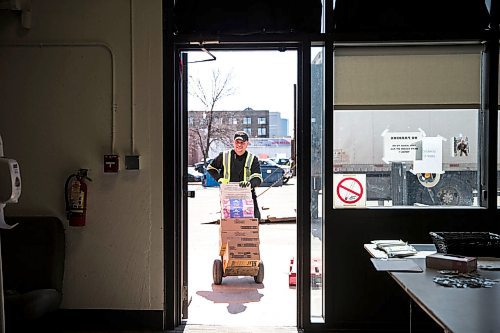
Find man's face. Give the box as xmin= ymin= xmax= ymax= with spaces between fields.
xmin=233 ymin=139 xmax=248 ymax=156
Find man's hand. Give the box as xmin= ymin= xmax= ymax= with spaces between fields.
xmin=218 ymin=178 xmax=229 ymax=185
xmin=239 ymin=181 xmax=250 ymax=188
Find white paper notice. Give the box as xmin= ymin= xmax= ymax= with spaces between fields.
xmin=382 ymin=131 xmax=422 ymax=163
xmin=412 ymin=137 xmax=445 ymax=174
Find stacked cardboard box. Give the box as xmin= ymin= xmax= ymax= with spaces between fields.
xmin=220 ymin=183 xmax=255 ymax=219
xmin=219 ymin=184 xmax=261 ymax=276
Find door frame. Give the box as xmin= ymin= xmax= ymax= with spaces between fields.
xmin=164 ymin=42 xmax=314 ymax=330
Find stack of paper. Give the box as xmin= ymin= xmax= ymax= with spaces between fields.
xmin=371 ymin=240 xmax=418 ymax=258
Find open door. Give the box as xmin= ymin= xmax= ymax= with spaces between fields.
xmin=180 ymin=52 xmax=190 ymax=320
xmin=165 ymin=48 xmax=191 ymax=329
xmin=168 ymin=46 xmax=309 ymax=330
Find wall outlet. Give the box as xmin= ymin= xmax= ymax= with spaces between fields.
xmin=104 ymin=154 xmax=119 ymax=173
xmin=125 ymin=155 xmax=140 ymax=170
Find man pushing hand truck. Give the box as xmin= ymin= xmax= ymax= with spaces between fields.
xmin=208 ymin=131 xmax=264 ymax=285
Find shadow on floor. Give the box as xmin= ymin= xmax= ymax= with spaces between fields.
xmin=196 ymin=276 xmax=264 ymax=314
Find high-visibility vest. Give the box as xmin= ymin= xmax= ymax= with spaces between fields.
xmin=221 ymin=150 xmax=257 ymax=183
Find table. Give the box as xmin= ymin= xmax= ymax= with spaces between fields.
xmin=365 ymin=244 xmax=500 ymax=333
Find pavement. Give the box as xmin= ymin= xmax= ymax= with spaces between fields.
xmin=187 ymin=179 xmax=298 ymax=327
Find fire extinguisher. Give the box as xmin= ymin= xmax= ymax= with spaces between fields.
xmin=65 ymin=169 xmax=91 ymax=226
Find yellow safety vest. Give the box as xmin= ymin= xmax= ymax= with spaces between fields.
xmin=221 ymin=150 xmax=260 ymax=183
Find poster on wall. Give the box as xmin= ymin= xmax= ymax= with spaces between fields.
xmin=452 ymin=136 xmax=469 ymax=157
xmin=334 ymin=174 xmax=366 ymax=208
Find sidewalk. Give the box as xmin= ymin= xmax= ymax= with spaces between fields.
xmin=187 ymin=179 xmax=297 ymax=327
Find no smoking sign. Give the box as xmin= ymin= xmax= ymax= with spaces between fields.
xmin=334 ymin=174 xmax=366 ymax=208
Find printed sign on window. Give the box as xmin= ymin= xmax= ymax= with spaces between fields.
xmin=382 ymin=130 xmax=423 ymax=163
xmin=334 ymin=174 xmax=366 ymax=208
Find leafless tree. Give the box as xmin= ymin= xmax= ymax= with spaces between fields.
xmin=188 ymin=69 xmax=239 ymax=166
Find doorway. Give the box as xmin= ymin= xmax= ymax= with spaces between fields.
xmin=184 ymin=50 xmax=298 ymax=327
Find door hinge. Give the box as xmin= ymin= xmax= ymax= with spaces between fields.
xmin=181 ymin=285 xmax=189 ymax=319
xmin=182 ymin=285 xmax=188 ymax=301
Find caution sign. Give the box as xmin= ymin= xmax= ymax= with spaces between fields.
xmin=334 ymin=174 xmax=366 ymax=208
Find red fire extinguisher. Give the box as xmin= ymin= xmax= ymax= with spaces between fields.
xmin=65 ymin=169 xmax=91 ymax=226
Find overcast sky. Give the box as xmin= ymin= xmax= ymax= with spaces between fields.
xmin=187 ymin=50 xmax=298 ymax=134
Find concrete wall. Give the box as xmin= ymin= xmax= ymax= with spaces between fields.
xmin=0 ymin=0 xmax=163 ymax=310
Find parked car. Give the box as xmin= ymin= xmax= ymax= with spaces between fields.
xmin=270 ymin=157 xmax=291 ymax=166
xmin=270 ymin=157 xmax=294 ymax=183
xmin=194 ymin=159 xmax=213 ymax=174
xmin=187 ymin=166 xmax=203 ymax=182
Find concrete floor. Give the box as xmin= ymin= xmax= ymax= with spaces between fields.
xmin=187 ymin=179 xmax=298 ymax=328
xmin=166 ymin=325 xmax=301 ymax=332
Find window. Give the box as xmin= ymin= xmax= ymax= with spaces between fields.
xmin=243 ymin=117 xmax=252 ymax=125
xmin=258 ymin=127 xmax=266 ymax=136
xmin=333 ymin=109 xmax=479 ymax=207
xmin=244 ymin=127 xmax=252 ymax=136
xmin=258 ymin=117 xmax=266 ymax=125
xmin=333 ymin=45 xmax=482 ymax=208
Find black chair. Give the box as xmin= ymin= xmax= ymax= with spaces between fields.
xmin=1 ymin=216 xmax=65 ymax=329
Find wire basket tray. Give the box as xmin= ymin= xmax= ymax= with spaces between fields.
xmin=429 ymin=232 xmax=500 ymax=258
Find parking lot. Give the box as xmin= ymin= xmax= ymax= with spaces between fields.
xmin=186 ymin=179 xmax=298 ymax=327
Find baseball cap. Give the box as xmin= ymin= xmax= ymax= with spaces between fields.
xmin=234 ymin=131 xmax=249 ymax=142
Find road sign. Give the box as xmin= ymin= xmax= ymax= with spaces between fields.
xmin=334 ymin=174 xmax=366 ymax=208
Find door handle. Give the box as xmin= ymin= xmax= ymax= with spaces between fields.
xmin=186 ymin=190 xmax=195 ymax=198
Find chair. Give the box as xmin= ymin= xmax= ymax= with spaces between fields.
xmin=1 ymin=216 xmax=65 ymax=328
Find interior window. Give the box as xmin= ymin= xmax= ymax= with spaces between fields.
xmin=333 ymin=109 xmax=479 ymax=207
xmin=333 ymin=45 xmax=482 ymax=208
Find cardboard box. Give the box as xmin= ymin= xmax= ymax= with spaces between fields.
xmin=220 ymin=218 xmax=259 ymax=231
xmin=220 ymin=229 xmax=260 ymax=241
xmin=219 ymin=218 xmax=260 ymax=255
xmin=223 ymin=266 xmax=259 ymax=276
xmin=219 ymin=229 xmax=260 ymax=256
xmin=219 ymin=238 xmax=260 ymax=254
xmin=426 ymin=253 xmax=477 ymax=273
xmin=220 ymin=184 xmax=254 ymax=219
xmin=224 ymin=241 xmax=260 ymax=258
xmin=223 ymin=244 xmax=260 ymax=276
xmin=228 ymin=242 xmax=260 ymax=250
xmin=221 ymin=198 xmax=254 ymax=218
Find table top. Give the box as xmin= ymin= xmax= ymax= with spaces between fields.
xmin=365 ymin=243 xmax=500 ymax=333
